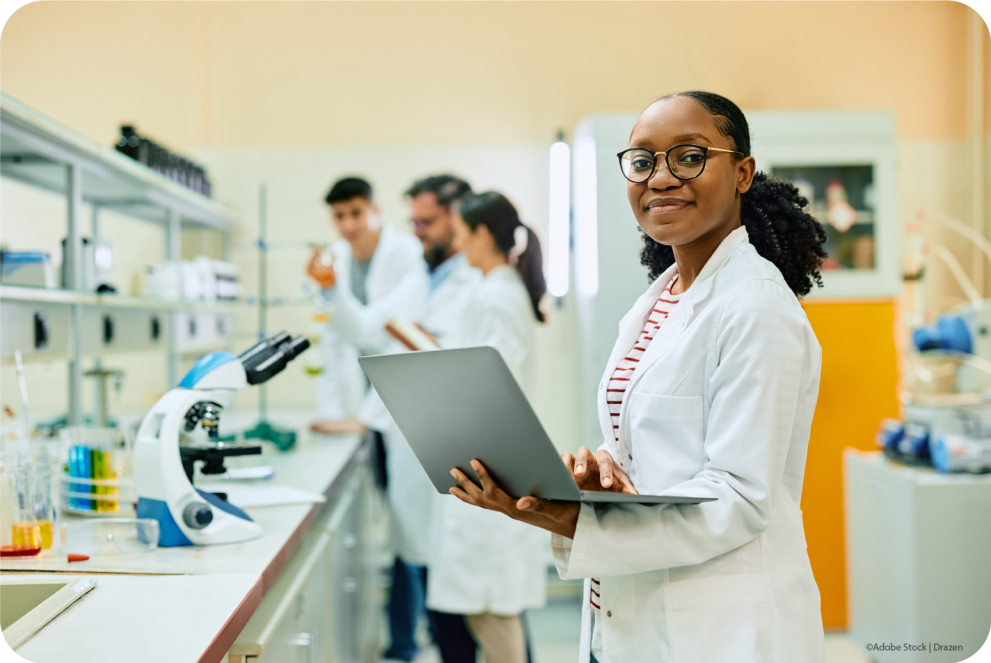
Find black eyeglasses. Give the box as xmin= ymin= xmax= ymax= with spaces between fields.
xmin=617 ymin=144 xmax=744 ymax=183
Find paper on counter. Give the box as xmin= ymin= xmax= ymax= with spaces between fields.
xmin=213 ymin=466 xmax=276 ymax=481
xmin=196 ymin=483 xmax=326 ymax=508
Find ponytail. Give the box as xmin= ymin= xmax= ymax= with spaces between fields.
xmin=458 ymin=192 xmax=547 ymax=322
xmin=511 ymin=225 xmax=547 ymax=323
xmin=638 ymin=91 xmax=827 ymax=297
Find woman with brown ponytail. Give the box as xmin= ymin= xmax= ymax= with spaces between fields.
xmin=425 ymin=191 xmax=549 ymax=663
xmin=448 ymin=92 xmax=829 ymax=663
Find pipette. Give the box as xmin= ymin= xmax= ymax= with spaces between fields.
xmin=13 ymin=350 xmax=31 ymax=434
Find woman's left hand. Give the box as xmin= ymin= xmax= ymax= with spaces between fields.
xmin=449 ymin=460 xmax=581 ymax=539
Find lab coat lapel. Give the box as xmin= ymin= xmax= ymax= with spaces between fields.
xmin=622 ymin=226 xmax=750 ymax=406
xmin=596 ymin=266 xmax=677 ymax=446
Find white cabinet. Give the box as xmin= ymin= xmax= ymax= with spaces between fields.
xmin=845 ymin=451 xmax=991 ymax=662
xmin=319 ymin=466 xmax=382 ymax=663
xmin=228 ymin=464 xmax=382 ymax=663
xmin=228 ymin=530 xmax=330 ymax=663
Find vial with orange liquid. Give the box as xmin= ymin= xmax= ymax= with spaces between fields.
xmin=31 ymin=442 xmax=56 ymax=548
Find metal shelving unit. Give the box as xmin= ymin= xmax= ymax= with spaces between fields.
xmin=0 ymin=93 xmax=240 ymax=425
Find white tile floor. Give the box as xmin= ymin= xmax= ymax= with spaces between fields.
xmin=403 ymin=595 xmax=871 ymax=663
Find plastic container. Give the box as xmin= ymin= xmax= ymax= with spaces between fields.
xmin=58 ymin=427 xmax=134 ymax=517
xmin=60 ymin=518 xmax=159 ymax=557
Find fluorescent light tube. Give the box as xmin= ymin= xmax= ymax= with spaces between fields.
xmin=547 ymin=140 xmax=570 ymax=297
xmin=574 ymin=138 xmax=598 ymax=297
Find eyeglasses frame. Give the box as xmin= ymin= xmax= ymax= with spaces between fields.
xmin=616 ymin=144 xmax=745 ymax=183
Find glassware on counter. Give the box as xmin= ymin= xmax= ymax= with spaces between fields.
xmin=60 ymin=518 xmax=159 ymax=557
xmin=58 ymin=426 xmax=134 ymax=517
xmin=31 ymin=441 xmax=56 ymax=549
xmin=1 ymin=458 xmax=41 ymax=557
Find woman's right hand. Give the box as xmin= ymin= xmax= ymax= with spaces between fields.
xmin=561 ymin=446 xmax=638 ymax=494
xmin=307 ymin=247 xmax=336 ymax=289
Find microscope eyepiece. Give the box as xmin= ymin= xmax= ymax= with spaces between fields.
xmin=240 ymin=331 xmax=311 ymax=385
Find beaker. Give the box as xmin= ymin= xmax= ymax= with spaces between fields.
xmin=1 ymin=462 xmax=41 ymax=557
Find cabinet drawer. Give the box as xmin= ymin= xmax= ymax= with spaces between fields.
xmin=229 ymin=530 xmax=330 ymax=663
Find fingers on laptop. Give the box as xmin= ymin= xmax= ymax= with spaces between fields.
xmin=574 ymin=446 xmax=595 ymax=477
xmin=594 ymin=450 xmax=638 ymax=494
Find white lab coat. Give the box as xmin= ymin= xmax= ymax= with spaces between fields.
xmin=317 ymin=225 xmax=424 ymax=419
xmin=552 ymin=226 xmax=825 ymax=663
xmin=326 ymin=253 xmax=481 ymax=565
xmin=426 ymin=265 xmax=548 ymax=616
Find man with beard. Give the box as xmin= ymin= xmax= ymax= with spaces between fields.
xmin=310 ymin=174 xmax=480 ymax=663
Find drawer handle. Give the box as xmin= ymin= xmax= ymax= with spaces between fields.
xmin=293 ymin=633 xmax=314 ymax=663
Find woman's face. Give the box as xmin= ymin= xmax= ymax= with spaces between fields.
xmin=626 ymin=96 xmax=755 ymax=249
xmin=452 ymin=213 xmax=492 ymax=269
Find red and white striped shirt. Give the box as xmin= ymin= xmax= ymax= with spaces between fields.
xmin=605 ymin=276 xmax=683 ymax=443
xmin=591 ymin=275 xmax=682 ymax=623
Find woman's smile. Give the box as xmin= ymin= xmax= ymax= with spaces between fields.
xmin=644 ymin=197 xmax=694 ymax=215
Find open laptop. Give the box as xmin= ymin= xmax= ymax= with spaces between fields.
xmin=359 ymin=346 xmax=716 ymax=506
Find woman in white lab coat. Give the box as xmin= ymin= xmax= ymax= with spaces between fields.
xmin=448 ymin=91 xmax=829 ymax=663
xmin=427 ymin=191 xmax=548 ymax=663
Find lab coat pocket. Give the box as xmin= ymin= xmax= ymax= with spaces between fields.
xmin=627 ymin=394 xmax=704 ymax=492
xmin=665 ymin=574 xmax=773 ymax=663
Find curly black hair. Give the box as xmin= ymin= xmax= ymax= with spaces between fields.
xmin=638 ymin=91 xmax=828 ymax=297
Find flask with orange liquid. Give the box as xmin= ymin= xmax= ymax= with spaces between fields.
xmin=1 ymin=459 xmax=42 ymax=557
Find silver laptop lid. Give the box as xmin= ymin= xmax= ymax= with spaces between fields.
xmin=360 ymin=346 xmax=583 ymax=501
xmin=359 ymin=346 xmax=716 ymax=506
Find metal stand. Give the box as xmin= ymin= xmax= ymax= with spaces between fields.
xmin=225 ymin=183 xmax=298 ymax=451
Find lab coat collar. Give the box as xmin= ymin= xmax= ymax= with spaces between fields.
xmin=614 ymin=224 xmax=748 ymax=343
xmin=686 ymin=225 xmax=749 ymax=313
xmin=428 ymin=252 xmax=466 ymax=293
xmin=604 ymin=225 xmax=750 ymax=449
xmin=486 ymin=263 xmax=520 ymax=282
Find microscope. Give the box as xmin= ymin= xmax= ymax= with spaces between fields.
xmin=134 ymin=332 xmax=309 ymax=546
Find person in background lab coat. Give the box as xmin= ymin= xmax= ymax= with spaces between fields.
xmin=448 ymin=91 xmax=829 ymax=663
xmin=426 ymin=192 xmax=548 ymax=663
xmin=307 ymin=176 xmax=424 ymax=438
xmin=313 ymin=175 xmax=480 ymax=663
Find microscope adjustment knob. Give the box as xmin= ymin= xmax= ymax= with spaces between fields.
xmin=182 ymin=502 xmax=213 ymax=529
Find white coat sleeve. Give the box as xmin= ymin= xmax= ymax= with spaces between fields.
xmin=325 ymin=272 xmax=418 ymax=355
xmin=554 ymin=280 xmax=813 ymax=579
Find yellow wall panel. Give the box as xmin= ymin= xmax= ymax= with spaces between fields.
xmin=801 ymin=300 xmax=900 ymax=629
xmin=1 ymin=2 xmax=985 ymax=148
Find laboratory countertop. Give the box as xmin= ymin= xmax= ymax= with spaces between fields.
xmin=1 ymin=420 xmax=367 ymax=663
xmin=844 ymin=449 xmax=991 ymax=485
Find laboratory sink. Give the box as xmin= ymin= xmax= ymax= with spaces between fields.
xmin=1 ymin=577 xmax=97 ymax=650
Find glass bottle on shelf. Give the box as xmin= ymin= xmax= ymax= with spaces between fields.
xmin=115 ymin=125 xmax=139 ymax=160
